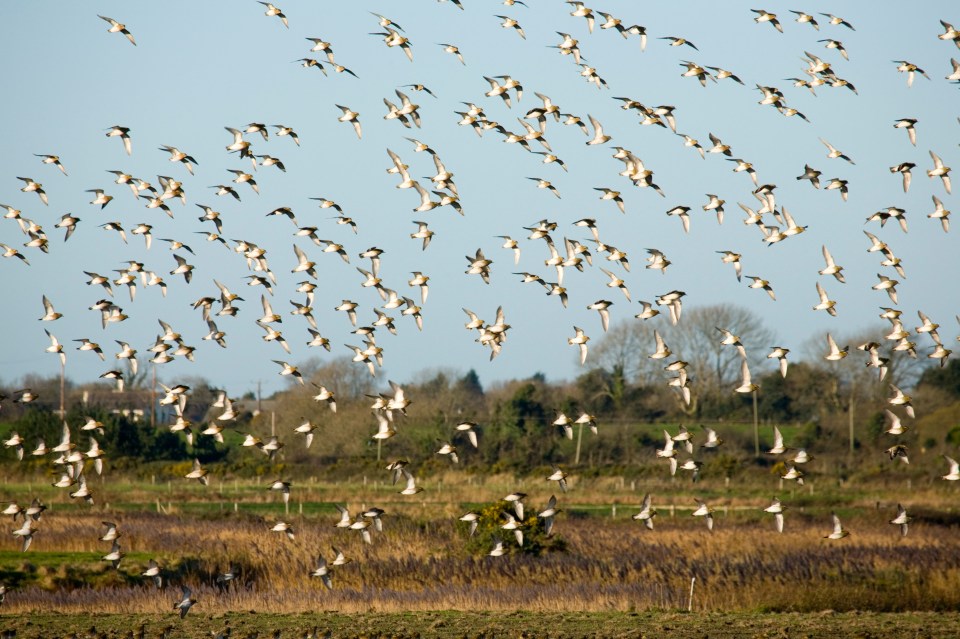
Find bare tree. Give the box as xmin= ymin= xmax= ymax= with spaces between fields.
xmin=665 ymin=305 xmax=777 ymax=393
xmin=591 ymin=304 xmax=776 ymax=416
xmin=804 ymin=324 xmax=932 ymax=453
xmin=299 ymin=355 xmax=376 ymax=400
xmin=591 ymin=319 xmax=663 ymax=383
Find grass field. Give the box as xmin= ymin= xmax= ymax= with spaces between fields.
xmin=1 ymin=462 xmax=958 ymax=636
xmin=1 ymin=483 xmax=959 ymax=613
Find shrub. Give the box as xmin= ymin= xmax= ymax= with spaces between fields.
xmin=461 ymin=501 xmax=567 ymax=557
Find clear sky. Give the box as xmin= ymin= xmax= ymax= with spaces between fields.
xmin=0 ymin=1 xmax=957 ymax=398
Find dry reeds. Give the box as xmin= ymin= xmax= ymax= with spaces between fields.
xmin=2 ymin=502 xmax=959 ymax=615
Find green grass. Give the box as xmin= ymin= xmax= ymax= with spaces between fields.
xmin=0 ymin=549 xmax=160 ymax=590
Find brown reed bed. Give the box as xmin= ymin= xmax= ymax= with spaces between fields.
xmin=2 ymin=500 xmax=959 ymax=618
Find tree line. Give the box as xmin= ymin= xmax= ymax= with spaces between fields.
xmin=2 ymin=305 xmax=958 ymax=476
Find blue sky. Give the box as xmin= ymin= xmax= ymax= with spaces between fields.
xmin=0 ymin=1 xmax=957 ymax=397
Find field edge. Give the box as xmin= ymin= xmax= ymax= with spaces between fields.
xmin=5 ymin=610 xmax=960 ymax=638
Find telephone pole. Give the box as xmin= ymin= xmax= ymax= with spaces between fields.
xmin=58 ymin=358 xmax=65 ymax=418
xmin=150 ymin=364 xmax=157 ymax=428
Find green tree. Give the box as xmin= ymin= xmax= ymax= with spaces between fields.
xmin=455 ymin=369 xmax=484 ymax=397
xmin=758 ymin=362 xmax=836 ymax=423
xmin=919 ymin=359 xmax=960 ymax=398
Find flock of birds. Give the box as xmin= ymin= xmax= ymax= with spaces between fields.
xmin=0 ymin=1 xmax=959 ymax=618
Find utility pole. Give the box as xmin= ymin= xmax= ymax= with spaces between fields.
xmin=848 ymin=380 xmax=856 ymax=454
xmin=58 ymin=358 xmax=65 ymax=418
xmin=150 ymin=364 xmax=157 ymax=428
xmin=574 ymin=421 xmax=584 ymax=465
xmin=752 ymin=390 xmax=760 ymax=457
xmin=257 ymin=380 xmax=262 ymax=414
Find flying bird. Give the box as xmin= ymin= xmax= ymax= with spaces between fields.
xmin=106 ymin=125 xmax=132 ymax=155
xmin=893 ymin=118 xmax=918 ymax=146
xmin=824 ymin=513 xmax=850 ymax=540
xmin=336 ymin=105 xmax=362 ymax=139
xmin=764 ymin=498 xmax=785 ymax=533
xmin=746 ymin=276 xmax=775 ymax=300
xmin=633 ymin=494 xmax=657 ymax=530
xmin=692 ymin=498 xmax=714 ymax=531
xmin=35 ymin=154 xmax=68 ymax=175
xmin=496 ymin=15 xmax=526 ymax=39
xmin=928 ymin=151 xmax=952 ymax=194
xmin=174 ymin=586 xmax=196 ymax=618
xmin=821 ymin=13 xmax=855 ymax=30
xmin=98 ymin=15 xmax=136 ymax=45
xmin=768 ymin=346 xmax=790 ymax=378
xmin=890 ymin=504 xmax=910 ymax=537
xmin=17 ymin=177 xmax=48 ymax=205
xmin=751 ymin=9 xmax=783 ymax=33
xmin=819 ymin=138 xmax=854 ymax=164
xmin=813 ymin=282 xmax=837 ymax=316
xmin=789 ymin=10 xmax=819 ymax=29
xmin=258 ymin=2 xmax=289 ymax=28
xmin=568 ymin=326 xmax=590 ymax=365
xmin=439 ymin=43 xmax=465 ymax=65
